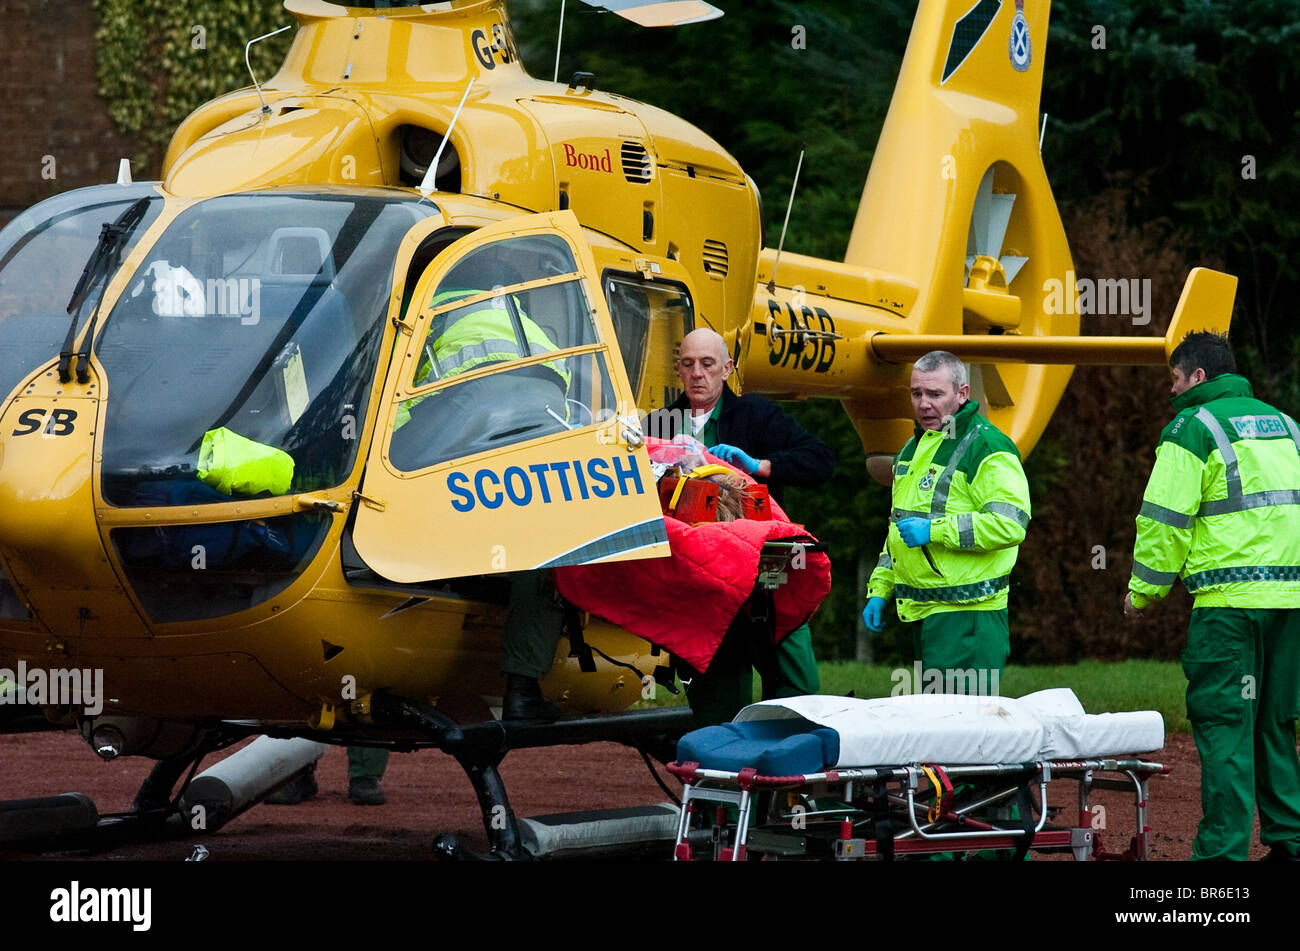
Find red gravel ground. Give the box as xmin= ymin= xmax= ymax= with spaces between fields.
xmin=0 ymin=727 xmax=1277 ymax=861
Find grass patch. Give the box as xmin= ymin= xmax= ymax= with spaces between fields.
xmin=820 ymin=659 xmax=1190 ymax=734
xmin=640 ymin=659 xmax=1192 ymax=734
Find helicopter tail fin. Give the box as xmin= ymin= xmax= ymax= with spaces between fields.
xmin=843 ymin=0 xmax=1064 ymax=340
xmin=1162 ymin=267 xmax=1238 ymax=360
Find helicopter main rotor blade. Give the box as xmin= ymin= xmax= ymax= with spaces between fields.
xmin=578 ymin=0 xmax=724 ymax=28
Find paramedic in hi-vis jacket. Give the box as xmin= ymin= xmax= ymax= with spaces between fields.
xmin=863 ymin=351 xmax=1031 ymax=693
xmin=1124 ymin=331 xmax=1300 ymax=862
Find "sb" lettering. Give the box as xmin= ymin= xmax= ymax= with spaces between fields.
xmin=11 ymin=407 xmax=78 ymax=436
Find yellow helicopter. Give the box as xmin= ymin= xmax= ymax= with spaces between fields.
xmin=0 ymin=0 xmax=1234 ymax=857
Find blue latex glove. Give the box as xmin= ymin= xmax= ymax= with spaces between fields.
xmin=896 ymin=517 xmax=932 ymax=548
xmin=708 ymin=443 xmax=761 ymax=475
xmin=863 ymin=597 xmax=887 ymax=633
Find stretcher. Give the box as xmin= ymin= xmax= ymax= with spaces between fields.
xmin=668 ymin=689 xmax=1167 ymax=861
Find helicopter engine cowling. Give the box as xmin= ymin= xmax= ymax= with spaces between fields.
xmin=165 ymin=96 xmax=387 ymax=197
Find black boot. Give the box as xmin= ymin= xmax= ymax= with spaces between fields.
xmin=503 ymin=673 xmax=560 ymax=722
xmin=348 ymin=776 xmax=386 ymax=806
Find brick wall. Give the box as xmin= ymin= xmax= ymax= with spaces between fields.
xmin=0 ymin=1 xmax=141 ymax=227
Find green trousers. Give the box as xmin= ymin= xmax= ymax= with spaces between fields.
xmin=685 ymin=622 xmax=820 ymax=727
xmin=501 ymin=570 xmax=565 ymax=679
xmin=348 ymin=746 xmax=388 ymax=781
xmin=1183 ymin=607 xmax=1300 ymax=861
xmin=907 ymin=609 xmax=1013 ymax=859
xmin=912 ymin=609 xmax=1009 ymax=692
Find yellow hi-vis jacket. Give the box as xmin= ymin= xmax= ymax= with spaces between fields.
xmin=1129 ymin=373 xmax=1300 ymax=610
xmin=867 ymin=400 xmax=1031 ymax=621
xmin=396 ymin=288 xmax=569 ymax=430
xmin=418 ymin=288 xmax=567 ymax=382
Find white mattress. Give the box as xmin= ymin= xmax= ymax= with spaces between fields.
xmin=733 ymin=688 xmax=1164 ymax=767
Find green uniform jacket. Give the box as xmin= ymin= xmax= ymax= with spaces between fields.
xmin=867 ymin=400 xmax=1031 ymax=621
xmin=1128 ymin=373 xmax=1300 ymax=609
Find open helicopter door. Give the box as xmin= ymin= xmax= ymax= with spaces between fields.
xmin=352 ymin=211 xmax=669 ymax=583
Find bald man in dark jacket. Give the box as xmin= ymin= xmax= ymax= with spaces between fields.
xmin=646 ymin=328 xmax=834 ymax=723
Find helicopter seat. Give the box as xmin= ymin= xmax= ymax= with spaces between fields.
xmin=252 ymin=226 xmax=337 ymax=323
xmin=388 ymin=369 xmax=568 ymax=472
xmin=517 ymin=281 xmax=574 ymax=354
xmin=264 ymin=227 xmax=335 ymax=285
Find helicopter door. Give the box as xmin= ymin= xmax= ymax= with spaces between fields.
xmin=352 ymin=211 xmax=669 ymax=583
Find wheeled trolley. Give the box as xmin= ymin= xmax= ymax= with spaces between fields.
xmin=669 ymin=756 xmax=1166 ymax=861
xmin=667 ymin=688 xmax=1167 ymax=861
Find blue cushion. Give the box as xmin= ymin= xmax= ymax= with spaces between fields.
xmin=677 ymin=720 xmax=840 ymax=775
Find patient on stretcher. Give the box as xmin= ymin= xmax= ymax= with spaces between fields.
xmin=553 ymin=438 xmax=831 ymax=717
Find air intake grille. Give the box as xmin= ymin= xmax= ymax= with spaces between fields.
xmin=702 ymin=239 xmax=729 ymax=277
xmin=621 ymin=141 xmax=653 ymax=183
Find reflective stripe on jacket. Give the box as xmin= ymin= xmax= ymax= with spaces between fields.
xmin=866 ymin=400 xmax=1031 ymax=621
xmin=426 ymin=288 xmax=564 ymax=379
xmin=1129 ymin=373 xmax=1300 ymax=609
xmin=395 ymin=287 xmax=569 ymax=430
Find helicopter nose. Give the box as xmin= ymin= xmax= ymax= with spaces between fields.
xmin=0 ymin=367 xmax=144 ymax=637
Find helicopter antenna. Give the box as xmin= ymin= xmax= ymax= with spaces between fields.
xmin=767 ymin=148 xmax=805 ymax=294
xmin=245 ymin=25 xmax=293 ymax=115
xmin=554 ymin=0 xmax=566 ymax=83
xmin=420 ymin=77 xmax=477 ymax=198
xmin=1039 ymin=112 xmax=1048 ymax=151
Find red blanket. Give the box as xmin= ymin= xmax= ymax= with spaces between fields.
xmin=554 ymin=442 xmax=831 ymax=673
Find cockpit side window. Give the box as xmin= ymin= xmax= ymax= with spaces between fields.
xmin=387 ymin=233 xmax=614 ymax=473
xmin=602 ymin=271 xmax=695 ymax=407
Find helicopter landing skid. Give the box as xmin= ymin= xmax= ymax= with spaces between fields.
xmin=90 ymin=749 xmax=210 ymax=848
xmin=0 ymin=738 xmax=232 ymax=855
xmin=432 ymin=754 xmax=524 ymax=861
xmin=372 ymin=695 xmax=693 ymax=860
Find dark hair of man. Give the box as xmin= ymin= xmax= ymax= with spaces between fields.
xmin=1169 ymin=330 xmax=1236 ymax=380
